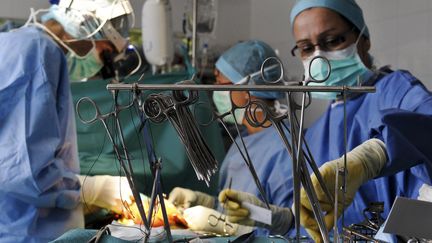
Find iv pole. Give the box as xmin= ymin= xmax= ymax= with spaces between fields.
xmin=191 ymin=0 xmax=197 ymax=68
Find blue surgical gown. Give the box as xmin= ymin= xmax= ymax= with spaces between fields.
xmin=219 ymin=69 xmax=432 ymax=238
xmin=303 ymin=70 xmax=432 ymax=236
xmin=219 ymin=126 xmax=293 ymax=236
xmin=0 ymin=27 xmax=84 ymax=243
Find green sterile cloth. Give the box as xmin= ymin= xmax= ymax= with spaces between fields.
xmin=51 ymin=228 xmax=291 ymax=243
xmin=71 ymin=71 xmax=225 ymax=196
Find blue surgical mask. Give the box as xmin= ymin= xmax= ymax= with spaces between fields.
xmin=67 ymin=47 xmax=104 ymax=81
xmin=212 ymin=91 xmax=245 ymax=124
xmin=303 ymin=42 xmax=373 ymax=100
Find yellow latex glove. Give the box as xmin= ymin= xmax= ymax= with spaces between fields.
xmin=168 ymin=187 xmax=215 ymax=209
xmin=78 ymin=175 xmax=133 ymax=214
xmin=300 ymin=139 xmax=387 ymax=242
xmin=183 ymin=206 xmax=253 ymax=236
xmin=219 ymin=189 xmax=293 ymax=235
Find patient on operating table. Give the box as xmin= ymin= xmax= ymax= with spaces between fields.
xmin=112 ymin=192 xmax=250 ymax=236
xmin=112 ymin=193 xmax=250 ymax=236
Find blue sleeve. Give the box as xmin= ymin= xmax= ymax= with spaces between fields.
xmin=0 ymin=27 xmax=81 ymax=209
xmin=377 ymin=73 xmax=432 ymax=183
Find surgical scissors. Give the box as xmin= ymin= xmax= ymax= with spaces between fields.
xmin=257 ymin=56 xmax=333 ymax=242
xmin=207 ymin=178 xmax=234 ymax=234
xmin=76 ymin=95 xmax=151 ymax=236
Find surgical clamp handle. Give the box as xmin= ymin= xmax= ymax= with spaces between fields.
xmin=214 ymin=94 xmax=270 ymax=208
xmin=259 ymin=56 xmax=331 ymax=85
xmin=245 ymin=99 xmax=333 ymax=205
xmin=75 ymin=96 xmax=151 ymax=233
xmin=284 ymin=93 xmax=330 ymax=243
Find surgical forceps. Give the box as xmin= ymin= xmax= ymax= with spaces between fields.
xmin=198 ymin=88 xmax=271 ymax=209
xmin=142 ymin=81 xmax=218 ymax=186
xmin=256 ymin=56 xmax=333 ymax=242
xmin=76 ymin=95 xmax=151 ymax=237
xmin=207 ymin=178 xmax=234 ymax=234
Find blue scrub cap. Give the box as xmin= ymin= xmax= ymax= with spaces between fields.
xmin=290 ymin=0 xmax=369 ymax=38
xmin=215 ymin=40 xmax=284 ymax=100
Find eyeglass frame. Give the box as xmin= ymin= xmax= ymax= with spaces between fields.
xmin=290 ymin=27 xmax=357 ymax=57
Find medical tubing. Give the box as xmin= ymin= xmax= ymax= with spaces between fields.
xmin=70 ymin=0 xmax=119 ymax=40
xmin=124 ymin=45 xmax=143 ymax=79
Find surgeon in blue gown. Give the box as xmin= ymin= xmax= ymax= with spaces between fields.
xmin=218 ymin=0 xmax=432 ymax=242
xmin=0 ymin=0 xmax=134 ymax=242
xmin=169 ymin=40 xmax=293 ymax=236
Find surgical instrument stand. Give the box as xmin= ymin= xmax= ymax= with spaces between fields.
xmin=107 ymin=82 xmax=376 ymax=242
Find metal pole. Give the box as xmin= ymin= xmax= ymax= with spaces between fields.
xmin=191 ymin=0 xmax=197 ymax=68
xmin=107 ymin=83 xmax=376 ymax=93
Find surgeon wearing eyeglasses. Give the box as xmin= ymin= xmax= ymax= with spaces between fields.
xmin=290 ymin=0 xmax=432 ymax=240
xmin=216 ymin=0 xmax=432 ymax=242
xmin=0 ymin=0 xmax=135 ymax=242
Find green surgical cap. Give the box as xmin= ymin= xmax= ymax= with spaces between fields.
xmin=290 ymin=0 xmax=369 ymax=38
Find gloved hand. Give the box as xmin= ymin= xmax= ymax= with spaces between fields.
xmin=183 ymin=206 xmax=253 ymax=236
xmin=78 ymin=175 xmax=134 ymax=214
xmin=218 ymin=189 xmax=293 ymax=235
xmin=300 ymin=138 xmax=387 ymax=242
xmin=168 ymin=187 xmax=215 ymax=209
xmin=418 ymin=184 xmax=432 ymax=202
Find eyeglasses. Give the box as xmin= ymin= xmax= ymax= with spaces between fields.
xmin=291 ymin=27 xmax=356 ymax=58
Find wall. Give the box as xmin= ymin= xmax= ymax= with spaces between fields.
xmin=359 ymin=0 xmax=432 ymax=90
xmin=250 ymin=0 xmax=302 ymax=80
xmin=0 ymin=0 xmax=49 ymax=20
xmin=248 ymin=0 xmax=432 ymax=126
xmin=129 ymin=0 xmax=251 ymax=51
xmin=0 ymin=0 xmax=251 ymax=62
xmin=1 ymin=0 xmax=431 ymax=126
xmin=249 ymin=0 xmax=432 ymax=89
xmin=2 ymin=0 xmax=432 ymax=86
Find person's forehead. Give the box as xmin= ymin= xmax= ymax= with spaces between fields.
xmin=293 ymin=7 xmax=351 ymax=41
xmin=215 ymin=69 xmax=233 ymax=84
